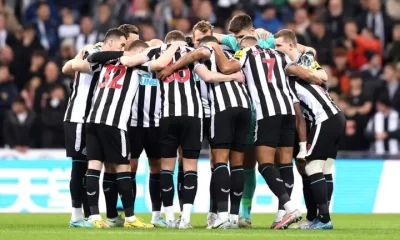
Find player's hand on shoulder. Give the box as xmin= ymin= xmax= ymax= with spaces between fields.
xmin=157 ymin=65 xmax=174 ymax=81
xmin=172 ymin=41 xmax=188 ymax=47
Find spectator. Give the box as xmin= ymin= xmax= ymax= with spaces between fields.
xmin=75 ymin=16 xmax=98 ymax=53
xmin=57 ymin=9 xmax=80 ymax=41
xmin=0 ymin=45 xmax=14 ymax=66
xmin=0 ymin=62 xmax=18 ymax=146
xmin=24 ymin=0 xmax=60 ymax=24
xmin=356 ymin=0 xmax=392 ymax=49
xmin=105 ymin=0 xmax=130 ymax=25
xmin=33 ymin=2 xmax=59 ymax=54
xmin=365 ymin=94 xmax=400 ymax=155
xmin=309 ymin=19 xmax=333 ymax=65
xmin=126 ymin=0 xmax=153 ymax=25
xmin=94 ymin=4 xmax=118 ymax=40
xmin=254 ymin=4 xmax=283 ymax=34
xmin=283 ymin=20 xmax=308 ymax=45
xmin=20 ymin=76 xmax=41 ymax=110
xmin=360 ymin=50 xmax=383 ymax=81
xmin=3 ymin=97 xmax=37 ymax=151
xmin=0 ymin=0 xmax=21 ymax=33
xmin=0 ymin=12 xmax=18 ymax=48
xmin=187 ymin=0 xmax=201 ymax=27
xmin=196 ymin=0 xmax=216 ymax=25
xmin=323 ymin=65 xmax=341 ymax=94
xmin=33 ymin=61 xmax=63 ymax=114
xmin=58 ymin=38 xmax=76 ymax=82
xmin=385 ymin=0 xmax=400 ymax=22
xmin=280 ymin=0 xmax=307 ymax=23
xmin=41 ymin=85 xmax=66 ymax=148
xmin=175 ymin=18 xmax=191 ymax=35
xmin=161 ymin=0 xmax=190 ymax=32
xmin=294 ymin=8 xmax=310 ymax=35
xmin=379 ymin=63 xmax=400 ymax=113
xmin=15 ymin=50 xmax=46 ymax=91
xmin=325 ymin=0 xmax=345 ymax=41
xmin=332 ymin=47 xmax=351 ymax=94
xmin=385 ymin=24 xmax=400 ymax=63
xmin=138 ymin=23 xmax=156 ymax=42
xmin=342 ymin=73 xmax=373 ymax=150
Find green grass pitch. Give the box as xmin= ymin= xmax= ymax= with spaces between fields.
xmin=0 ymin=214 xmax=399 ymax=240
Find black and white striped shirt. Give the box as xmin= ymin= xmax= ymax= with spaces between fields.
xmin=64 ymin=47 xmax=101 ymax=123
xmin=143 ymin=44 xmax=203 ymax=118
xmin=288 ymin=53 xmax=341 ymax=126
xmin=196 ymin=48 xmax=251 ymax=115
xmin=234 ymin=46 xmax=295 ymax=120
xmin=194 ymin=74 xmax=211 ymax=118
xmin=130 ymin=72 xmax=161 ymax=127
xmin=87 ymin=59 xmax=144 ymax=131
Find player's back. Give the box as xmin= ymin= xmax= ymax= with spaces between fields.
xmin=87 ymin=59 xmax=143 ymax=131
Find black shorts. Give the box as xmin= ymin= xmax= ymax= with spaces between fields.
xmin=203 ymin=117 xmax=211 ymax=142
xmin=159 ymin=116 xmax=202 ymax=159
xmin=306 ymin=112 xmax=346 ymax=161
xmin=255 ymin=115 xmax=296 ymax=148
xmin=64 ymin=122 xmax=87 ymax=160
xmin=209 ymin=107 xmax=251 ymax=152
xmin=129 ymin=127 xmax=160 ymax=159
xmin=86 ymin=123 xmax=130 ymax=164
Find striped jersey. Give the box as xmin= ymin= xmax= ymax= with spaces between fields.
xmin=143 ymin=44 xmax=203 ymax=118
xmin=288 ymin=52 xmax=341 ymax=126
xmin=87 ymin=59 xmax=145 ymax=131
xmin=234 ymin=45 xmax=296 ymax=120
xmin=64 ymin=47 xmax=101 ymax=123
xmin=194 ymin=74 xmax=211 ymax=118
xmin=196 ymin=47 xmax=251 ymax=115
xmin=130 ymin=72 xmax=161 ymax=127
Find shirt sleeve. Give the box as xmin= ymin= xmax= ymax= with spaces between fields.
xmin=257 ymin=34 xmax=275 ymax=49
xmin=233 ymin=49 xmax=248 ymax=68
xmin=221 ymin=35 xmax=240 ymax=52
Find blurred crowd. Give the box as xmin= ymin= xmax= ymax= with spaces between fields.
xmin=0 ymin=0 xmax=400 ymax=155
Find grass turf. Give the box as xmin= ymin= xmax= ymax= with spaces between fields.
xmin=0 ymin=214 xmax=399 ymax=240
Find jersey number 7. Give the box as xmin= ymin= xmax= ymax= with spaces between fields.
xmin=262 ymin=58 xmax=275 ymax=82
xmin=99 ymin=64 xmax=127 ymax=89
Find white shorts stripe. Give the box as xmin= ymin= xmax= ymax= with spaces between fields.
xmin=75 ymin=123 xmax=82 ymax=152
xmin=210 ymin=115 xmax=215 ymax=139
xmin=306 ymin=123 xmax=322 ymax=157
xmin=120 ymin=130 xmax=127 ymax=157
xmin=200 ymin=118 xmax=203 ymax=142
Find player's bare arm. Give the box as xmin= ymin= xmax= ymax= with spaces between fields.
xmin=148 ymin=41 xmax=187 ymax=71
xmin=286 ymin=65 xmax=323 ymax=85
xmin=157 ymin=47 xmax=211 ymax=80
xmin=195 ymin=64 xmax=244 ymax=83
xmin=208 ymin=42 xmax=241 ymax=74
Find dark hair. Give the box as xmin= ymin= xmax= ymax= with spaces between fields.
xmin=37 ymin=2 xmax=49 ymax=10
xmin=228 ymin=14 xmax=253 ymax=34
xmin=118 ymin=24 xmax=139 ymax=36
xmin=32 ymin=50 xmax=47 ymax=59
xmin=164 ymin=30 xmax=186 ymax=43
xmin=12 ymin=96 xmax=26 ymax=105
xmin=104 ymin=28 xmax=127 ymax=42
xmin=127 ymin=40 xmax=149 ymax=51
xmin=198 ymin=35 xmax=218 ymax=46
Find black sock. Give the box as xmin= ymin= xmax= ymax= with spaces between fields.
xmin=325 ymin=174 xmax=333 ymax=206
xmin=86 ymin=169 xmax=101 ymax=215
xmin=258 ymin=163 xmax=290 ymax=205
xmin=308 ymin=172 xmax=330 ymax=223
xmin=130 ymin=172 xmax=137 ymax=209
xmin=230 ymin=166 xmax=244 ymax=215
xmin=302 ymin=175 xmax=318 ymax=221
xmin=103 ymin=173 xmax=118 ymax=219
xmin=213 ymin=163 xmax=230 ymax=213
xmin=149 ymin=173 xmax=162 ymax=211
xmin=209 ymin=167 xmax=217 ymax=213
xmin=177 ymin=165 xmax=184 ymax=212
xmin=70 ymin=161 xmax=87 ymax=209
xmin=160 ymin=170 xmax=174 ymax=207
xmin=116 ymin=172 xmax=134 ymax=217
xmin=183 ymin=171 xmax=198 ymax=205
xmin=278 ymin=163 xmax=294 ymax=210
xmin=82 ymin=176 xmax=91 ymax=218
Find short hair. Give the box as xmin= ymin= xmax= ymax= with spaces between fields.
xmin=192 ymin=20 xmax=214 ymax=34
xmin=104 ymin=28 xmax=127 ymax=42
xmin=127 ymin=40 xmax=149 ymax=51
xmin=37 ymin=2 xmax=49 ymax=10
xmin=165 ymin=30 xmax=186 ymax=43
xmin=12 ymin=96 xmax=26 ymax=105
xmin=274 ymin=29 xmax=297 ymax=45
xmin=118 ymin=24 xmax=139 ymax=36
xmin=228 ymin=14 xmax=253 ymax=34
xmin=198 ymin=35 xmax=218 ymax=46
xmin=239 ymin=35 xmax=257 ymax=45
xmin=32 ymin=50 xmax=47 ymax=59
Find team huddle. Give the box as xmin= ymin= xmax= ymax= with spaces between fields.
xmin=62 ymin=14 xmax=345 ymax=230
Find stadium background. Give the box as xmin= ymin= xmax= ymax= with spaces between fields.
xmin=0 ymin=0 xmax=400 ymax=214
